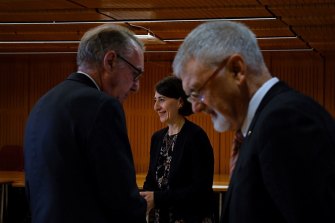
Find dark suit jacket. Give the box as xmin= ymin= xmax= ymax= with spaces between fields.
xmin=222 ymin=81 xmax=335 ymax=223
xmin=143 ymin=119 xmax=214 ymax=222
xmin=24 ymin=73 xmax=146 ymax=223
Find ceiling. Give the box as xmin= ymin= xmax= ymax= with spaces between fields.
xmin=0 ymin=0 xmax=334 ymax=57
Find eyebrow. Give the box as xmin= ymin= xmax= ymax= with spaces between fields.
xmin=154 ymin=96 xmax=165 ymax=100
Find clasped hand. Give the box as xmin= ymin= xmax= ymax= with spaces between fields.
xmin=140 ymin=191 xmax=154 ymax=214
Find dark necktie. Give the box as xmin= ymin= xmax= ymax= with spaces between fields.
xmin=230 ymin=130 xmax=244 ymax=176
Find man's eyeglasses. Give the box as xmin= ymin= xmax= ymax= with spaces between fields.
xmin=117 ymin=54 xmax=144 ymax=81
xmin=187 ymin=56 xmax=230 ymax=104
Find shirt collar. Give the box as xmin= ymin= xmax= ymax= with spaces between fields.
xmin=77 ymin=71 xmax=101 ymax=91
xmin=241 ymin=77 xmax=279 ymax=137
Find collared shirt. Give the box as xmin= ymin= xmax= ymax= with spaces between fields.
xmin=241 ymin=77 xmax=279 ymax=137
xmin=77 ymin=71 xmax=101 ymax=91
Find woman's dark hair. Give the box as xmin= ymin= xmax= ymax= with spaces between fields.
xmin=155 ymin=76 xmax=193 ymax=116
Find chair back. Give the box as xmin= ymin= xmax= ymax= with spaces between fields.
xmin=0 ymin=145 xmax=24 ymax=171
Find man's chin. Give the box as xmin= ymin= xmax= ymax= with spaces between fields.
xmin=213 ymin=123 xmax=229 ymax=132
xmin=117 ymin=94 xmax=128 ymax=103
xmin=212 ymin=118 xmax=230 ymax=133
xmin=117 ymin=98 xmax=124 ymax=103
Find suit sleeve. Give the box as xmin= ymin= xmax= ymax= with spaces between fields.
xmin=87 ymin=98 xmax=147 ymax=223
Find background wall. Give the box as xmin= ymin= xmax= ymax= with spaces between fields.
xmin=0 ymin=52 xmax=334 ymax=175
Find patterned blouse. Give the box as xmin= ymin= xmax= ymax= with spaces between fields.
xmin=150 ymin=130 xmax=213 ymax=223
xmin=154 ymin=132 xmax=178 ymax=223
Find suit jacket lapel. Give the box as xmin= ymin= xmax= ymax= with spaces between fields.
xmin=222 ymin=81 xmax=290 ymax=219
xmin=247 ymin=81 xmax=289 ymax=134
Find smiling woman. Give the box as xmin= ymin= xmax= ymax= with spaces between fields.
xmin=141 ymin=76 xmax=215 ymax=223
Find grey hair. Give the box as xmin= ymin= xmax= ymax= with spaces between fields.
xmin=77 ymin=24 xmax=144 ymax=68
xmin=173 ymin=21 xmax=265 ymax=77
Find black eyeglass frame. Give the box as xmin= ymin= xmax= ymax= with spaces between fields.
xmin=117 ymin=54 xmax=144 ymax=81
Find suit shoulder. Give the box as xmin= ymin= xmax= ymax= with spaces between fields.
xmin=152 ymin=127 xmax=168 ymax=139
xmin=184 ymin=119 xmax=206 ymax=134
xmin=180 ymin=120 xmax=211 ymax=143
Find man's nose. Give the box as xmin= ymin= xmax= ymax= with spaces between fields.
xmin=130 ymin=80 xmax=140 ymax=92
xmin=192 ymin=101 xmax=206 ymax=113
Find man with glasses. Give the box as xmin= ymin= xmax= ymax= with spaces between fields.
xmin=173 ymin=21 xmax=335 ymax=223
xmin=24 ymin=24 xmax=147 ymax=223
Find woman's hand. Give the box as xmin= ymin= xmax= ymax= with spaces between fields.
xmin=140 ymin=191 xmax=154 ymax=214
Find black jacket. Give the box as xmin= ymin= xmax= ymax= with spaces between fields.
xmin=222 ymin=81 xmax=335 ymax=223
xmin=143 ymin=119 xmax=214 ymax=222
xmin=24 ymin=73 xmax=146 ymax=223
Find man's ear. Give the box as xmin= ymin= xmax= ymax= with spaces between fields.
xmin=103 ymin=50 xmax=117 ymax=71
xmin=227 ymin=53 xmax=246 ymax=85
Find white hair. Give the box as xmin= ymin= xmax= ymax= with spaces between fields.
xmin=77 ymin=24 xmax=144 ymax=68
xmin=173 ymin=21 xmax=266 ymax=77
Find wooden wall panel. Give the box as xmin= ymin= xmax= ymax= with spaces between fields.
xmin=0 ymin=56 xmax=29 ymax=146
xmin=0 ymin=51 xmax=333 ymax=176
xmin=267 ymin=52 xmax=325 ymax=104
xmin=325 ymin=55 xmax=335 ymax=116
xmin=0 ymin=54 xmax=76 ymax=149
xmin=218 ymin=131 xmax=234 ymax=174
xmin=28 ymin=55 xmax=76 ymax=110
xmin=0 ymin=111 xmax=27 ymax=147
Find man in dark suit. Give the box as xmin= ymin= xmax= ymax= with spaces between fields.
xmin=173 ymin=21 xmax=335 ymax=223
xmin=24 ymin=24 xmax=147 ymax=223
